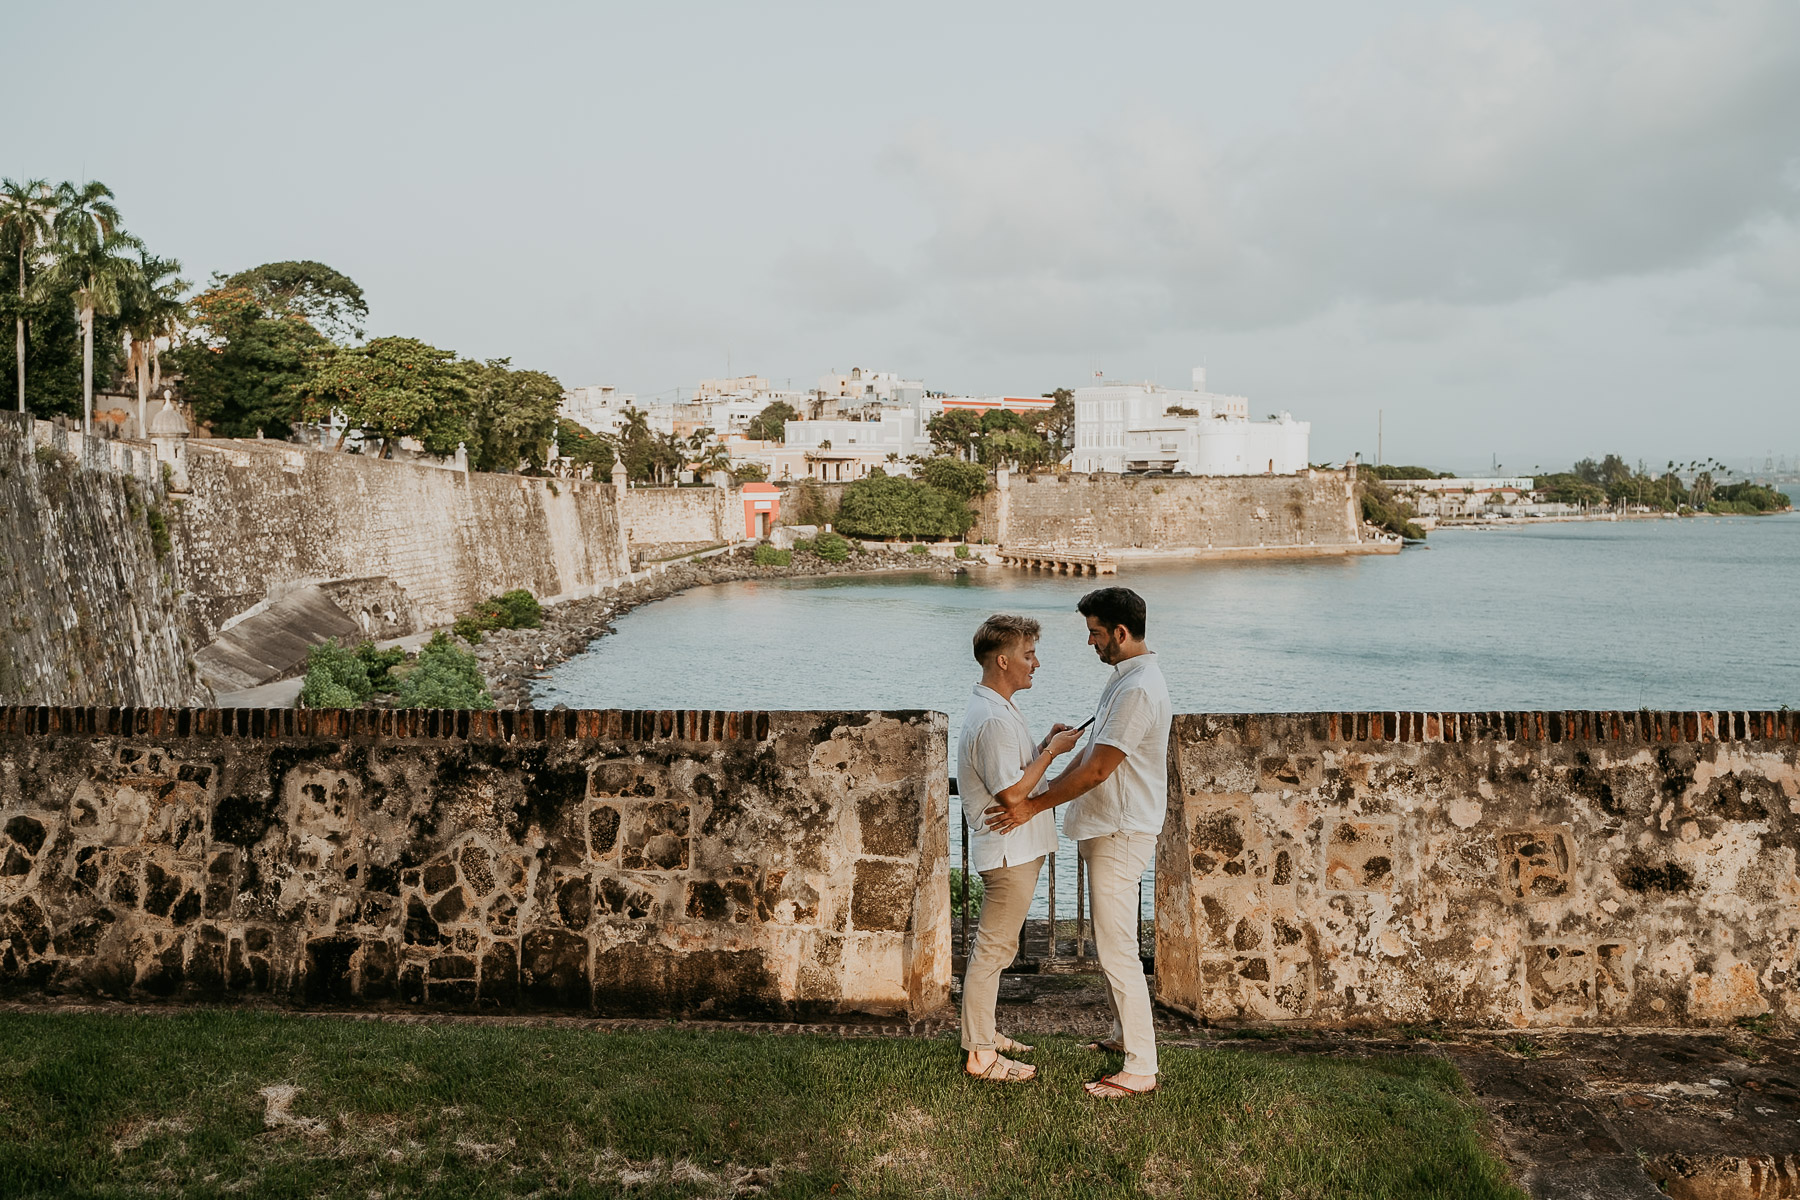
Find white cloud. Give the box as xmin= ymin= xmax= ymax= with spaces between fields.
xmin=874 ymin=1 xmax=1800 ymax=351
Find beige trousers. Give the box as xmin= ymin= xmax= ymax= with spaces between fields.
xmin=1080 ymin=831 xmax=1159 ymax=1076
xmin=960 ymin=856 xmax=1043 ymax=1053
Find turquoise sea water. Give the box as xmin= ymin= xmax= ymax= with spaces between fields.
xmin=538 ymin=516 xmax=1800 ymax=918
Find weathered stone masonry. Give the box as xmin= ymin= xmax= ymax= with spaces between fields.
xmin=1156 ymin=711 xmax=1800 ymax=1030
xmin=0 ymin=415 xmax=197 ymax=707
xmin=3 ymin=704 xmax=1796 ymax=1029
xmin=0 ymin=707 xmax=950 ymax=1019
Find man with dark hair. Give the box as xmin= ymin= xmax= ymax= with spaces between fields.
xmin=986 ymin=586 xmax=1170 ymax=1098
xmin=957 ymin=614 xmax=1082 ymax=1083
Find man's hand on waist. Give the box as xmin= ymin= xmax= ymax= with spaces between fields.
xmin=983 ymin=792 xmax=1036 ymax=836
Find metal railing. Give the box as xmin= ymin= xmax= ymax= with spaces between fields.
xmin=954 ymin=777 xmax=1148 ymax=970
xmin=958 ymin=811 xmax=1100 ymax=969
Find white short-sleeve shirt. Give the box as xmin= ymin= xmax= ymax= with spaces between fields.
xmin=957 ymin=683 xmax=1059 ymax=873
xmin=1062 ymin=652 xmax=1172 ymax=841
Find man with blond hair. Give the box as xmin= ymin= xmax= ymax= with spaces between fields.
xmin=986 ymin=587 xmax=1171 ymax=1098
xmin=957 ymin=613 xmax=1081 ymax=1083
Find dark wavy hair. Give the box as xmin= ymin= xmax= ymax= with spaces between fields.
xmin=1077 ymin=587 xmax=1147 ymax=639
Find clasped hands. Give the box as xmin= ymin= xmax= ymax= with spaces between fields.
xmin=982 ymin=722 xmax=1085 ymax=835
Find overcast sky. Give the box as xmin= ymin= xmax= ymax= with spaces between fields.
xmin=8 ymin=0 xmax=1798 ymax=472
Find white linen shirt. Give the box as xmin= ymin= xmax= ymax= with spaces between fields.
xmin=957 ymin=683 xmax=1059 ymax=873
xmin=1062 ymin=652 xmax=1173 ymax=841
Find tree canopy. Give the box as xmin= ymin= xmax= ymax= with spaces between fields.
xmin=223 ymin=261 xmax=367 ymax=341
xmin=303 ymin=336 xmax=471 ymax=456
xmin=746 ymin=400 xmax=798 ymax=442
xmin=463 ymin=357 xmax=560 ymax=472
xmin=834 ymin=470 xmax=975 ymax=540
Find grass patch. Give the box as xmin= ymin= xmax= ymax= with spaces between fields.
xmin=0 ymin=1010 xmax=1521 ymax=1199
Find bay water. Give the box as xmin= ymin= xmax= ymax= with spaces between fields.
xmin=537 ymin=516 xmax=1800 ymax=918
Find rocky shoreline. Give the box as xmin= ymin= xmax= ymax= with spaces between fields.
xmin=474 ymin=545 xmax=970 ymax=707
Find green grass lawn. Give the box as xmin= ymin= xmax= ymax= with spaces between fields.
xmin=0 ymin=1010 xmax=1523 ymax=1199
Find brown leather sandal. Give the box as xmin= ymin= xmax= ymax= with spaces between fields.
xmin=964 ymin=1055 xmax=1036 ymax=1083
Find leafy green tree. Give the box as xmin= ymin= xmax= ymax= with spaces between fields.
xmin=1037 ymin=388 xmax=1074 ymax=461
xmin=734 ymin=460 xmax=768 ymax=482
xmin=304 ymin=336 xmax=471 ymax=456
xmin=835 ymin=471 xmax=973 ymax=539
xmin=745 ymin=400 xmax=798 ymax=441
xmin=119 ymin=251 xmax=187 ymax=430
xmin=927 ymin=409 xmax=982 ymax=460
xmin=919 ymin=456 xmax=989 ymax=499
xmin=0 ymin=245 xmax=119 ymax=421
xmin=556 ymin=417 xmax=615 ymax=477
xmin=981 ymin=428 xmax=1050 ymax=471
xmin=0 ymin=178 xmax=55 ymax=413
xmin=1363 ymin=465 xmax=1449 ymax=481
xmin=177 ymin=281 xmax=329 ymax=437
xmin=224 ymin=261 xmax=367 ymax=341
xmin=463 ymin=358 xmax=561 ymax=472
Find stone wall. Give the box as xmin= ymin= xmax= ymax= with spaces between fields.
xmin=976 ymin=469 xmax=1376 ymax=556
xmin=620 ymin=486 xmax=732 ymax=558
xmin=0 ymin=415 xmax=198 ymax=707
xmin=1156 ymin=711 xmax=1800 ymax=1029
xmin=0 ymin=706 xmax=949 ymax=1019
xmin=174 ymin=441 xmax=630 ymax=643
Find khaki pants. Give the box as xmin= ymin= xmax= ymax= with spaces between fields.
xmin=960 ymin=856 xmax=1043 ymax=1053
xmin=1080 ymin=831 xmax=1158 ymax=1076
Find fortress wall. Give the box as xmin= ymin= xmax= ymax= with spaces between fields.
xmin=977 ymin=469 xmax=1370 ymax=554
xmin=619 ymin=486 xmax=732 ymax=556
xmin=1 ymin=704 xmax=1795 ymax=1028
xmin=0 ymin=415 xmax=198 ymax=706
xmin=1157 ymin=710 xmax=1800 ymax=1029
xmin=0 ymin=706 xmax=950 ymax=1019
xmin=173 ymin=442 xmax=630 ymax=643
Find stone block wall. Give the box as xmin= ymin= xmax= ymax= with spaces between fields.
xmin=977 ymin=470 xmax=1368 ymax=555
xmin=0 ymin=706 xmax=950 ymax=1019
xmin=620 ymin=486 xmax=732 ymax=557
xmin=174 ymin=441 xmax=630 ymax=643
xmin=1156 ymin=711 xmax=1800 ymax=1029
xmin=0 ymin=415 xmax=198 ymax=707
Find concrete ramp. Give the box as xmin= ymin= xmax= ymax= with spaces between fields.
xmin=193 ymin=585 xmax=362 ymax=693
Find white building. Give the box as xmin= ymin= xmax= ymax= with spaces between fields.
xmin=729 ymin=408 xmax=927 ymax=484
xmin=814 ymin=367 xmax=926 ymax=418
xmin=1072 ymin=368 xmax=1308 ymax=476
xmin=559 ymin=385 xmax=639 ymax=437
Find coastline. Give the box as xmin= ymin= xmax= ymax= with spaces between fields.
xmin=479 ymin=545 xmax=968 ymax=707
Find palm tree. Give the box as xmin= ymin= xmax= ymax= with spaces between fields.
xmin=45 ymin=183 xmax=137 ymax=436
xmin=0 ymin=178 xmax=56 ymax=412
xmin=121 ymin=252 xmax=187 ymax=435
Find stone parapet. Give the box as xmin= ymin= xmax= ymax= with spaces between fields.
xmin=1155 ymin=711 xmax=1800 ymax=1030
xmin=0 ymin=707 xmax=950 ymax=1020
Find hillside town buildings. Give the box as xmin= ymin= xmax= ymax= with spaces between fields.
xmin=563 ymin=362 xmax=1317 ymax=483
xmin=1072 ymin=369 xmax=1310 ymax=476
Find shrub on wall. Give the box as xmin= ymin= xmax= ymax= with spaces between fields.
xmin=299 ymin=640 xmax=374 ymax=708
xmin=814 ymin=532 xmax=851 ymax=563
xmin=453 ymin=588 xmax=543 ymax=642
xmin=395 ymin=633 xmax=495 ymax=709
xmin=752 ymin=545 xmax=791 ymax=567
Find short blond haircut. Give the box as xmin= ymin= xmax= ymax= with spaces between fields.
xmin=973 ymin=614 xmax=1041 ymax=666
